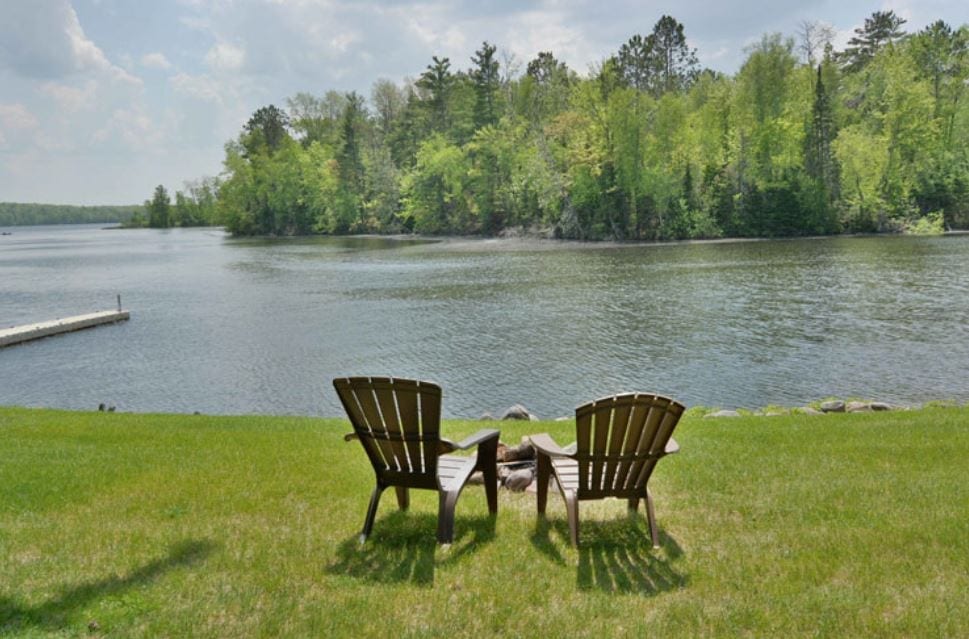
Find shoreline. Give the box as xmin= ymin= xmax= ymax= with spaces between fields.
xmin=227 ymin=228 xmax=969 ymax=252
xmin=2 ymin=396 xmax=965 ymax=420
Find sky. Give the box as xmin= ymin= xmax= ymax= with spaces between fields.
xmin=1 ymin=1 xmax=968 ymax=205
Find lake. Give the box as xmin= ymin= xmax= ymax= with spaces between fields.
xmin=2 ymin=225 xmax=968 ymax=417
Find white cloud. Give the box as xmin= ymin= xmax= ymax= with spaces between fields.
xmin=0 ymin=103 xmax=40 ymax=131
xmin=40 ymin=80 xmax=98 ymax=112
xmin=93 ymin=106 xmax=163 ymax=151
xmin=0 ymin=103 xmax=39 ymax=150
xmin=170 ymin=72 xmax=223 ymax=104
xmin=205 ymin=42 xmax=245 ymax=71
xmin=0 ymin=0 xmax=140 ymax=84
xmin=141 ymin=52 xmax=173 ymax=70
xmin=330 ymin=31 xmax=360 ymax=54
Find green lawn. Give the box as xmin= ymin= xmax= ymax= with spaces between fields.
xmin=1 ymin=406 xmax=966 ymax=637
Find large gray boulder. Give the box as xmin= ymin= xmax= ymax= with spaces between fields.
xmin=846 ymin=401 xmax=872 ymax=413
xmin=501 ymin=404 xmax=534 ymax=420
xmin=820 ymin=400 xmax=846 ymax=413
xmin=504 ymin=468 xmax=535 ymax=492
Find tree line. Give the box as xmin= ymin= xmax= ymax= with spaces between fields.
xmin=0 ymin=202 xmax=140 ymax=226
xmin=180 ymin=11 xmax=969 ymax=239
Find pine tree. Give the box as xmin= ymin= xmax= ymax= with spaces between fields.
xmin=615 ymin=34 xmax=655 ymax=92
xmin=416 ymin=56 xmax=454 ymax=133
xmin=839 ymin=10 xmax=906 ymax=73
xmin=651 ymin=15 xmax=699 ymax=94
xmin=470 ymin=41 xmax=500 ymax=130
xmin=338 ymin=92 xmax=366 ymax=194
xmin=146 ymin=185 xmax=171 ymax=228
xmin=805 ymin=65 xmax=840 ymax=211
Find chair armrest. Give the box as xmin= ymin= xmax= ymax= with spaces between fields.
xmin=664 ymin=437 xmax=680 ymax=455
xmin=343 ymin=433 xmax=358 ymax=442
xmin=529 ymin=433 xmax=573 ymax=458
xmin=445 ymin=428 xmax=500 ymax=451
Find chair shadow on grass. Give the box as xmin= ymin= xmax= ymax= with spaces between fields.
xmin=0 ymin=539 xmax=217 ymax=632
xmin=325 ymin=510 xmax=497 ymax=587
xmin=531 ymin=515 xmax=688 ymax=596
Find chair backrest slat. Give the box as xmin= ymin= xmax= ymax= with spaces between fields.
xmin=574 ymin=393 xmax=685 ymax=497
xmin=623 ymin=396 xmax=668 ymax=491
xmin=575 ymin=406 xmax=593 ymax=493
xmin=353 ymin=380 xmax=400 ymax=471
xmin=603 ymin=396 xmax=634 ymax=490
xmin=334 ymin=377 xmax=442 ymax=480
xmin=615 ymin=400 xmax=649 ymax=488
xmin=334 ymin=378 xmax=388 ymax=472
xmin=631 ymin=402 xmax=683 ymax=489
xmin=371 ymin=377 xmax=413 ymax=473
xmin=590 ymin=402 xmax=612 ymax=490
xmin=393 ymin=380 xmax=427 ymax=474
xmin=419 ymin=384 xmax=441 ymax=464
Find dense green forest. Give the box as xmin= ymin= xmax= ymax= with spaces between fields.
xmin=0 ymin=202 xmax=139 ymax=226
xmin=180 ymin=12 xmax=969 ymax=239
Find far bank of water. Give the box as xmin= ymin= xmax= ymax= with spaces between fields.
xmin=2 ymin=225 xmax=968 ymax=417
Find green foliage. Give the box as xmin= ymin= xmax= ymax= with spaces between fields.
xmin=614 ymin=16 xmax=699 ymax=97
xmin=173 ymin=177 xmax=220 ymax=227
xmin=0 ymin=203 xmax=140 ymax=226
xmin=470 ymin=41 xmax=500 ymax=131
xmin=402 ymin=134 xmax=472 ymax=233
xmin=416 ymin=56 xmax=455 ymax=134
xmin=243 ymin=104 xmax=291 ymax=156
xmin=145 ymin=185 xmax=171 ymax=228
xmin=905 ymin=211 xmax=946 ymax=234
xmin=209 ymin=18 xmax=969 ymax=239
xmin=838 ymin=10 xmax=907 ymax=73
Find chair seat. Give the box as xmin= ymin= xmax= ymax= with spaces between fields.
xmin=550 ymin=458 xmax=580 ymax=490
xmin=438 ymin=454 xmax=478 ymax=491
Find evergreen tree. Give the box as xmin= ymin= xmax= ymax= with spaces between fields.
xmin=651 ymin=15 xmax=699 ymax=94
xmin=615 ymin=34 xmax=655 ymax=92
xmin=839 ymin=10 xmax=907 ymax=72
xmin=910 ymin=21 xmax=969 ymax=140
xmin=146 ymin=185 xmax=171 ymax=228
xmin=805 ymin=65 xmax=839 ymax=203
xmin=522 ymin=51 xmax=573 ymax=123
xmin=470 ymin=41 xmax=500 ymax=130
xmin=338 ymin=92 xmax=366 ymax=193
xmin=243 ymin=105 xmax=291 ymax=156
xmin=416 ymin=56 xmax=455 ymax=133
xmin=526 ymin=51 xmax=569 ymax=84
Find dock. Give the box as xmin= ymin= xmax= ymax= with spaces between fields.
xmin=0 ymin=306 xmax=130 ymax=348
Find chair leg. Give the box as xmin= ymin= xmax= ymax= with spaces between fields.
xmin=645 ymin=488 xmax=659 ymax=548
xmin=437 ymin=489 xmax=460 ymax=544
xmin=477 ymin=439 xmax=499 ymax=514
xmin=564 ymin=490 xmax=579 ymax=547
xmin=395 ymin=486 xmax=409 ymax=511
xmin=361 ymin=483 xmax=385 ymax=543
xmin=536 ymin=453 xmax=551 ymax=515
xmin=628 ymin=497 xmax=640 ymax=512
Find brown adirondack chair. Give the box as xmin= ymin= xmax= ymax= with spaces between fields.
xmin=531 ymin=392 xmax=685 ymax=547
xmin=333 ymin=376 xmax=499 ymax=544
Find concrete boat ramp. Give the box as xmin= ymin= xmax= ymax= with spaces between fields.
xmin=1 ymin=307 xmax=130 ymax=348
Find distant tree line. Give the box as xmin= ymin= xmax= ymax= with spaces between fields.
xmin=0 ymin=202 xmax=140 ymax=226
xmin=204 ymin=12 xmax=969 ymax=238
xmin=129 ymin=178 xmax=222 ymax=229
